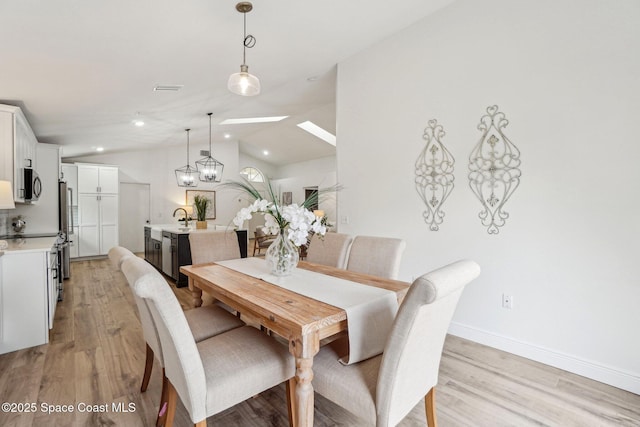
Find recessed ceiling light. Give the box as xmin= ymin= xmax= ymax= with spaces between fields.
xmin=297 ymin=121 xmax=336 ymax=146
xmin=96 ymin=147 xmax=104 ymax=152
xmin=133 ymin=120 xmax=145 ymax=127
xmin=307 ymin=75 xmax=320 ymax=82
xmin=224 ymin=133 xmax=231 ymax=139
xmin=220 ymin=116 xmax=288 ymax=125
xmin=263 ymin=150 xmax=269 ymax=156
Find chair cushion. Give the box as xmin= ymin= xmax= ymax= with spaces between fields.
xmin=185 ymin=304 xmax=244 ymax=342
xmin=312 ymin=338 xmax=380 ymax=424
xmin=197 ymin=326 xmax=295 ymax=417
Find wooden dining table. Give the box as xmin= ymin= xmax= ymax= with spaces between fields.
xmin=180 ymin=260 xmax=409 ymax=427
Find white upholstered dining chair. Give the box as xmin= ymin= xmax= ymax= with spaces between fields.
xmin=108 ymin=245 xmax=135 ymax=270
xmin=188 ymin=231 xmax=241 ymax=265
xmin=311 ymin=259 xmax=481 ymax=427
xmin=117 ymin=253 xmax=244 ymax=425
xmin=133 ymin=268 xmax=296 ymax=427
xmin=305 ymin=232 xmax=353 ymax=269
xmin=188 ymin=230 xmax=246 ymax=316
xmin=346 ymin=236 xmax=406 ymax=279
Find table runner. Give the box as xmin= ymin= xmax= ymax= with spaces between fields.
xmin=216 ymin=258 xmax=398 ymax=364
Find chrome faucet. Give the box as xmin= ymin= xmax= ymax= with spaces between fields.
xmin=173 ymin=208 xmax=189 ymax=227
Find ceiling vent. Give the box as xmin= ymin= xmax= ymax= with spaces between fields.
xmin=153 ymin=85 xmax=184 ymax=92
xmin=200 ymin=150 xmax=210 ymax=156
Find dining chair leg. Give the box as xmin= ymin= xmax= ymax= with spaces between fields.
xmin=156 ymin=370 xmax=169 ymax=427
xmin=141 ymin=343 xmax=154 ymax=392
xmin=286 ymin=378 xmax=297 ymax=427
xmin=425 ymin=387 xmax=437 ymax=427
xmin=162 ymin=380 xmax=178 ymax=427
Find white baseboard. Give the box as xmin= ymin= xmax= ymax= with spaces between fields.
xmin=448 ymin=322 xmax=640 ymax=395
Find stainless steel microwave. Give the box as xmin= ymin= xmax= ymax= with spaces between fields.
xmin=24 ymin=167 xmax=42 ymax=202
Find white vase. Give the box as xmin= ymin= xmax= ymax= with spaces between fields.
xmin=265 ymin=228 xmax=299 ymax=276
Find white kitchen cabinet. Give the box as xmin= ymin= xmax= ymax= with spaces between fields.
xmin=0 ymin=260 xmax=3 ymax=345
xmin=0 ymin=249 xmax=50 ymax=354
xmin=0 ymin=104 xmax=38 ymax=203
xmin=76 ymin=163 xmax=119 ymax=257
xmin=47 ymin=249 xmax=59 ymax=328
xmin=99 ymin=194 xmax=119 ymax=253
xmin=77 ymin=164 xmax=119 ymax=194
xmin=78 ymin=193 xmax=118 ymax=256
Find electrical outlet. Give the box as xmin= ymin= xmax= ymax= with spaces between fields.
xmin=502 ymin=294 xmax=513 ymax=309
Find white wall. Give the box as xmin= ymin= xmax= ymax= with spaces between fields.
xmin=272 ymin=156 xmax=338 ymax=225
xmin=66 ymin=139 xmax=243 ymax=228
xmin=239 ymin=153 xmax=278 ymax=180
xmin=235 ymin=154 xmax=338 ymax=230
xmin=336 ymin=0 xmax=640 ymax=393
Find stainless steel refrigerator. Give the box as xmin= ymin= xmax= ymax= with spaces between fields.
xmin=58 ymin=181 xmax=72 ymax=280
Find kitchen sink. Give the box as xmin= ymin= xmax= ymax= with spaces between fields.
xmin=150 ymin=227 xmax=163 ymax=241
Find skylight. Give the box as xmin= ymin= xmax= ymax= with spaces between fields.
xmin=296 ymin=121 xmax=336 ymax=146
xmin=220 ymin=116 xmax=289 ymax=125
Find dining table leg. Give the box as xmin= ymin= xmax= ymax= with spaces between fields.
xmin=289 ymin=331 xmax=320 ymax=427
xmin=188 ymin=277 xmax=203 ymax=308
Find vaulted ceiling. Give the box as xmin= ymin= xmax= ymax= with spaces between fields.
xmin=0 ymin=0 xmax=453 ymax=166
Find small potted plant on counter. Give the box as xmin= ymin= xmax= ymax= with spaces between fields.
xmin=193 ymin=195 xmax=210 ymax=229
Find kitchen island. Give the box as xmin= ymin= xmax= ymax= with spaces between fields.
xmin=0 ymin=236 xmax=59 ymax=354
xmin=143 ymin=224 xmax=247 ymax=287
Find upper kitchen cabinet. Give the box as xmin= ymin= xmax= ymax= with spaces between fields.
xmin=0 ymin=104 xmax=38 ymax=203
xmin=77 ymin=164 xmax=119 ymax=194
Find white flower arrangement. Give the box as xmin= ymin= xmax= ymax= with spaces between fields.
xmin=233 ymin=199 xmax=326 ymax=246
xmin=224 ymin=177 xmax=338 ymax=248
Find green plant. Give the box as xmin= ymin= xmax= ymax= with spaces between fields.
xmin=193 ymin=195 xmax=211 ymax=221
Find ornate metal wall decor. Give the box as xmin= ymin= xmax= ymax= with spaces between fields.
xmin=468 ymin=105 xmax=521 ymax=234
xmin=415 ymin=119 xmax=455 ymax=231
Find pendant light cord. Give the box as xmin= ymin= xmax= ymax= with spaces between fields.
xmin=208 ymin=113 xmax=213 ymax=153
xmin=241 ymin=9 xmax=256 ymax=66
xmin=242 ymin=12 xmax=247 ymax=65
xmin=186 ymin=129 xmax=190 ymax=164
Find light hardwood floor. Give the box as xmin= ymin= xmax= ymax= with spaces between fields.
xmin=0 ymin=258 xmax=638 ymax=426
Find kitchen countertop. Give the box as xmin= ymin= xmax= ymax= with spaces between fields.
xmin=145 ymin=223 xmax=235 ymax=235
xmin=0 ymin=236 xmax=58 ymax=254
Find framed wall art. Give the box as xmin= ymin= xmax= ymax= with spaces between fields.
xmin=185 ymin=190 xmax=216 ymax=220
xmin=468 ymin=105 xmax=522 ymax=234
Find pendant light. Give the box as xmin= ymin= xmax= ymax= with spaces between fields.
xmin=175 ymin=129 xmax=199 ymax=187
xmin=227 ymin=2 xmax=260 ymax=96
xmin=196 ymin=113 xmax=224 ymax=182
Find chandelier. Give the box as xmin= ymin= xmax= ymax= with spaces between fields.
xmin=195 ymin=113 xmax=224 ymax=182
